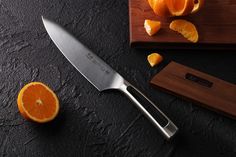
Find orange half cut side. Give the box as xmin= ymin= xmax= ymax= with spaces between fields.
xmin=17 ymin=82 xmax=59 ymax=123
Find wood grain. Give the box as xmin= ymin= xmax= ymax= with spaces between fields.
xmin=150 ymin=62 xmax=236 ymax=119
xmin=129 ymin=0 xmax=236 ymax=49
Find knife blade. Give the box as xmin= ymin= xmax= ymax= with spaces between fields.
xmin=42 ymin=17 xmax=178 ymax=139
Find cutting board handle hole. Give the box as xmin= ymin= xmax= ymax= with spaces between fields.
xmin=185 ymin=73 xmax=213 ymax=88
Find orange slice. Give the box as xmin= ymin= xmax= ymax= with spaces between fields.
xmin=17 ymin=82 xmax=59 ymax=123
xmin=170 ymin=19 xmax=198 ymax=43
xmin=147 ymin=53 xmax=163 ymax=67
xmin=144 ymin=19 xmax=161 ymax=36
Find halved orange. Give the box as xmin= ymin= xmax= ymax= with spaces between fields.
xmin=170 ymin=19 xmax=199 ymax=43
xmin=17 ymin=82 xmax=59 ymax=123
xmin=144 ymin=19 xmax=161 ymax=36
xmin=147 ymin=53 xmax=163 ymax=67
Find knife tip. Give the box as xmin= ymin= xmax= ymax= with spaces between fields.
xmin=41 ymin=16 xmax=49 ymax=22
xmin=41 ymin=16 xmax=50 ymax=26
xmin=41 ymin=16 xmax=45 ymax=21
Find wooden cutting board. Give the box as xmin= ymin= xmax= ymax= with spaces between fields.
xmin=129 ymin=0 xmax=236 ymax=49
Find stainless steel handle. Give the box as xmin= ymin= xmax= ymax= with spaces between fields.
xmin=119 ymin=80 xmax=178 ymax=140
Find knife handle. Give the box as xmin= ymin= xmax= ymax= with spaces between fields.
xmin=119 ymin=81 xmax=178 ymax=140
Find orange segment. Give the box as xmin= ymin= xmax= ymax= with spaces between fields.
xmin=144 ymin=19 xmax=161 ymax=36
xmin=170 ymin=19 xmax=199 ymax=43
xmin=17 ymin=82 xmax=59 ymax=123
xmin=147 ymin=53 xmax=163 ymax=67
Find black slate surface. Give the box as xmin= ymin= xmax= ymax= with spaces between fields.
xmin=0 ymin=0 xmax=236 ymax=156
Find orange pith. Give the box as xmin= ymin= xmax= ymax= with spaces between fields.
xmin=144 ymin=19 xmax=161 ymax=36
xmin=17 ymin=82 xmax=59 ymax=123
xmin=170 ymin=19 xmax=199 ymax=43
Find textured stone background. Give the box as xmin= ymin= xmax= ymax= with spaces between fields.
xmin=0 ymin=0 xmax=236 ymax=156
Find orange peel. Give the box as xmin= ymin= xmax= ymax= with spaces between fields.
xmin=148 ymin=0 xmax=171 ymax=17
xmin=166 ymin=0 xmax=194 ymax=16
xmin=191 ymin=0 xmax=205 ymax=14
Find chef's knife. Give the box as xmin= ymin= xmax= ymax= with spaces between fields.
xmin=42 ymin=17 xmax=178 ymax=139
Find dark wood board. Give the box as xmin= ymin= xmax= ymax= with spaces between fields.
xmin=150 ymin=62 xmax=236 ymax=119
xmin=129 ymin=0 xmax=236 ymax=49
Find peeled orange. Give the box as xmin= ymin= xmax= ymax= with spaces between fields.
xmin=148 ymin=0 xmax=204 ymax=17
xmin=170 ymin=19 xmax=199 ymax=43
xmin=17 ymin=82 xmax=59 ymax=123
xmin=148 ymin=0 xmax=171 ymax=17
xmin=166 ymin=0 xmax=194 ymax=16
xmin=144 ymin=19 xmax=161 ymax=36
